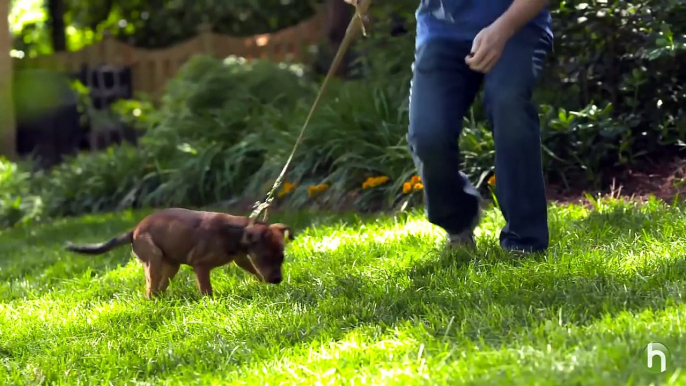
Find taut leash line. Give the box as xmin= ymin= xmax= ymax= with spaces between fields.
xmin=247 ymin=0 xmax=372 ymax=225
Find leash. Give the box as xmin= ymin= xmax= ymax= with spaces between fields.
xmin=246 ymin=0 xmax=372 ymax=226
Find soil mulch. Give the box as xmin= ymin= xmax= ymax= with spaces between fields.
xmin=546 ymin=156 xmax=686 ymax=207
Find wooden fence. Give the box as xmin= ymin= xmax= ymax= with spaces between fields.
xmin=11 ymin=5 xmax=328 ymax=101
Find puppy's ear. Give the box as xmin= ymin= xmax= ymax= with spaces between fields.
xmin=270 ymin=223 xmax=295 ymax=242
xmin=240 ymin=229 xmax=251 ymax=247
xmin=240 ymin=227 xmax=258 ymax=247
xmin=241 ymin=226 xmax=269 ymax=247
xmin=226 ymin=224 xmax=249 ymax=248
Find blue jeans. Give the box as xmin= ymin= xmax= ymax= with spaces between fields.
xmin=407 ymin=36 xmax=550 ymax=252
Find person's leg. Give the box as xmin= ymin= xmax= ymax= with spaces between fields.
xmin=482 ymin=35 xmax=550 ymax=253
xmin=407 ymin=38 xmax=484 ymax=245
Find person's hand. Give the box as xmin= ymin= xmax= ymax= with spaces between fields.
xmin=465 ymin=21 xmax=514 ymax=73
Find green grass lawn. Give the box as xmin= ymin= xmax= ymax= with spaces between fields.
xmin=1 ymin=197 xmax=684 ymax=385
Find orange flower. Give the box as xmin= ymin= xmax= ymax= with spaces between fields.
xmin=413 ymin=182 xmax=424 ymax=190
xmin=488 ymin=175 xmax=496 ymax=187
xmin=410 ymin=175 xmax=421 ymax=184
xmin=277 ymin=182 xmax=296 ymax=198
xmin=402 ymin=182 xmax=412 ymax=194
xmin=308 ymin=183 xmax=329 ymax=197
xmin=362 ymin=176 xmax=390 ymax=190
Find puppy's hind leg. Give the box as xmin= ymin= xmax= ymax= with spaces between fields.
xmin=133 ymin=235 xmax=166 ymax=299
xmin=192 ymin=266 xmax=213 ymax=297
xmin=157 ymin=263 xmax=180 ymax=293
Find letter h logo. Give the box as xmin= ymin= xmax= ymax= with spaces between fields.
xmin=647 ymin=343 xmax=667 ymax=373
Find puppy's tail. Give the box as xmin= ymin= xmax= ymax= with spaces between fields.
xmin=65 ymin=231 xmax=133 ymax=255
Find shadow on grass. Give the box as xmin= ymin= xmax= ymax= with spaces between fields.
xmin=0 ymin=206 xmax=381 ymax=249
xmin=568 ymin=198 xmax=683 ymax=237
xmin=147 ymin=210 xmax=684 ymax=371
xmin=4 ymin=199 xmax=685 ymax=383
xmin=0 ymin=211 xmax=146 ymax=292
xmin=9 ymin=243 xmax=683 ymax=382
xmin=0 ymin=208 xmax=392 ymax=300
xmin=191 ymin=201 xmax=686 ymax=366
xmin=118 ymin=247 xmax=686 ymax=382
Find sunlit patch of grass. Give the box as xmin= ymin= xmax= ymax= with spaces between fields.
xmin=0 ymin=197 xmax=684 ymax=385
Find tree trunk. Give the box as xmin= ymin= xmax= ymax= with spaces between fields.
xmin=47 ymin=0 xmax=67 ymax=52
xmin=326 ymin=0 xmax=355 ymax=77
xmin=0 ymin=0 xmax=17 ymax=160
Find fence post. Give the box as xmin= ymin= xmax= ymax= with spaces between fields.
xmin=0 ymin=0 xmax=17 ymax=160
xmin=102 ymin=29 xmax=116 ymax=65
xmin=198 ymin=23 xmax=214 ymax=56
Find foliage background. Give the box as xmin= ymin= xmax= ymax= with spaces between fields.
xmin=2 ymin=0 xmax=685 ymax=228
xmin=9 ymin=0 xmax=325 ymax=56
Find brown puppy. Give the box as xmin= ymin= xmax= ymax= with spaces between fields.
xmin=64 ymin=208 xmax=294 ymax=298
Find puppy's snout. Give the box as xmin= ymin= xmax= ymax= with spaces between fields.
xmin=268 ymin=274 xmax=283 ymax=284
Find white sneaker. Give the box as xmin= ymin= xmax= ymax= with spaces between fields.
xmin=447 ymin=174 xmax=482 ymax=249
xmin=447 ymin=230 xmax=477 ymax=249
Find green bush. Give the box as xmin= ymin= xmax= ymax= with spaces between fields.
xmin=0 ymin=157 xmax=44 ymax=228
xmin=29 ymin=146 xmax=151 ymax=217
xmin=109 ymin=98 xmax=157 ymax=133
xmin=135 ymin=55 xmax=315 ymax=207
xmin=3 ymin=0 xmax=685 ymax=229
xmin=234 ymin=0 xmax=686 ymax=209
xmin=0 ymin=55 xmax=318 ymax=226
xmin=239 ymin=78 xmax=414 ymax=210
xmin=347 ymin=0 xmax=686 ymax=188
xmin=538 ymin=0 xmax=686 ymax=185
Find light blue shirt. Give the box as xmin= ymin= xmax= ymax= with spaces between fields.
xmin=415 ymin=0 xmax=553 ymax=50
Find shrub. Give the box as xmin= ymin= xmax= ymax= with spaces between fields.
xmin=1 ymin=55 xmax=319 ymax=227
xmin=137 ymin=55 xmax=315 ymax=207
xmin=238 ymin=78 xmax=411 ymax=208
xmin=110 ymin=98 xmax=157 ymax=133
xmin=537 ymin=0 xmax=686 ymax=185
xmin=3 ymin=1 xmax=685 ymax=228
xmin=347 ymin=0 xmax=686 ymax=186
xmin=228 ymin=0 xmax=686 ymax=210
xmin=0 ymin=157 xmax=44 ymax=228
xmin=29 ymin=146 xmax=151 ymax=217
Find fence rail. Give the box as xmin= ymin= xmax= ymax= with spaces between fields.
xmin=12 ymin=6 xmax=328 ymax=100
